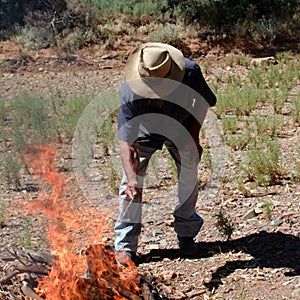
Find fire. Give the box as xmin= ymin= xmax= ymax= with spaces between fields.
xmin=24 ymin=145 xmax=140 ymax=299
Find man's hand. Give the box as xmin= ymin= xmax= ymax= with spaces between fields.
xmin=124 ymin=184 xmax=141 ymax=200
xmin=120 ymin=141 xmax=141 ymax=200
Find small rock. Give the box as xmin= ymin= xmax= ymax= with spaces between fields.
xmin=141 ymin=236 xmax=159 ymax=243
xmin=271 ymin=219 xmax=284 ymax=226
xmin=292 ymin=288 xmax=300 ymax=298
xmin=154 ymin=229 xmax=164 ymax=235
xmin=146 ymin=244 xmax=160 ymax=250
xmin=161 ymin=270 xmax=177 ymax=281
xmin=186 ymin=289 xmax=206 ymax=298
xmin=165 ymin=219 xmax=174 ymax=227
xmin=160 ymin=239 xmax=168 ymax=247
xmin=100 ymin=54 xmax=116 ymax=59
xmin=254 ymin=207 xmax=263 ymax=214
xmin=251 ymin=56 xmax=278 ymax=65
xmin=160 ymin=283 xmax=172 ymax=294
xmin=243 ymin=208 xmax=257 ymax=220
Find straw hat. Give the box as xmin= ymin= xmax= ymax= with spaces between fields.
xmin=125 ymin=42 xmax=185 ymax=98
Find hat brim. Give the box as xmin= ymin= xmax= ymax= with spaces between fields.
xmin=125 ymin=43 xmax=185 ymax=98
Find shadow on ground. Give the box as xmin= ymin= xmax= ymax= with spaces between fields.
xmin=137 ymin=231 xmax=300 ymax=291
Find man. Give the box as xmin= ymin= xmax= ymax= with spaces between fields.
xmin=114 ymin=42 xmax=216 ymax=264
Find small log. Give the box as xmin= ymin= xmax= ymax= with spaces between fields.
xmin=16 ymin=249 xmax=55 ymax=265
xmin=0 ymin=270 xmax=20 ymax=284
xmin=0 ymin=248 xmax=54 ymax=265
xmin=141 ymin=282 xmax=156 ymax=300
xmin=119 ymin=288 xmax=142 ymax=300
xmin=0 ymin=263 xmax=49 ymax=284
xmin=15 ymin=263 xmax=49 ymax=275
xmin=21 ymin=281 xmax=44 ymax=300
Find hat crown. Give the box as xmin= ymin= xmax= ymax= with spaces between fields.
xmin=139 ymin=46 xmax=171 ymax=78
xmin=141 ymin=47 xmax=169 ymax=70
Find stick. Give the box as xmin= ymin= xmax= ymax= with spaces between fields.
xmin=17 ymin=249 xmax=55 ymax=265
xmin=21 ymin=282 xmax=44 ymax=300
xmin=15 ymin=264 xmax=49 ymax=275
xmin=0 ymin=270 xmax=20 ymax=284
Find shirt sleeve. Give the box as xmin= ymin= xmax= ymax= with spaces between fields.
xmin=117 ymin=82 xmax=140 ymax=143
xmin=185 ymin=59 xmax=217 ymax=107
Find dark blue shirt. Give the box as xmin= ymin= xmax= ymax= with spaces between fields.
xmin=118 ymin=58 xmax=216 ymax=149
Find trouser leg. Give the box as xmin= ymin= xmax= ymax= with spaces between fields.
xmin=114 ymin=145 xmax=156 ymax=253
xmin=165 ymin=140 xmax=203 ymax=238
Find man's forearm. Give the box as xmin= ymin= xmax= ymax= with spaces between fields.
xmin=120 ymin=141 xmax=139 ymax=185
xmin=189 ymin=119 xmax=203 ymax=158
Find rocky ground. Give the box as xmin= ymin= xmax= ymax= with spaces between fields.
xmin=0 ymin=40 xmax=299 ymax=299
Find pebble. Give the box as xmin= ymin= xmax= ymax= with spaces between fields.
xmin=271 ymin=219 xmax=284 ymax=226
xmin=161 ymin=270 xmax=177 ymax=281
xmin=141 ymin=235 xmax=159 ymax=243
xmin=292 ymin=288 xmax=300 ymax=298
xmin=254 ymin=206 xmax=264 ymax=214
xmin=160 ymin=283 xmax=172 ymax=294
xmin=154 ymin=229 xmax=164 ymax=235
xmin=165 ymin=219 xmax=174 ymax=227
xmin=243 ymin=208 xmax=257 ymax=220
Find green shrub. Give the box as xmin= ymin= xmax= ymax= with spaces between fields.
xmin=107 ymin=159 xmax=119 ymax=193
xmin=2 ymin=156 xmax=22 ymax=189
xmin=226 ymin=55 xmax=249 ymax=67
xmin=232 ymin=85 xmax=258 ymax=116
xmin=148 ymin=23 xmax=179 ymax=45
xmin=0 ymin=100 xmax=6 ymax=123
xmin=214 ymin=209 xmax=235 ymax=240
xmin=0 ymin=100 xmax=7 ymax=140
xmin=222 ymin=116 xmax=238 ymax=135
xmin=214 ymin=93 xmax=231 ymax=118
xmin=276 ymin=51 xmax=293 ymax=63
xmin=227 ymin=74 xmax=242 ymax=87
xmin=227 ymin=128 xmax=252 ymax=151
xmin=84 ymin=0 xmax=167 ymax=18
xmin=262 ymin=201 xmax=273 ymax=220
xmin=0 ymin=203 xmax=5 ymax=227
xmin=199 ymin=147 xmax=211 ymax=169
xmin=15 ymin=26 xmax=52 ymax=50
xmin=291 ymin=95 xmax=300 ymax=124
xmin=17 ymin=216 xmax=33 ymax=249
xmin=98 ymin=115 xmax=117 ymax=156
xmin=254 ymin=115 xmax=284 ymax=138
xmin=176 ymin=0 xmax=300 ymax=45
xmin=51 ymin=94 xmax=91 ymax=141
xmin=247 ymin=16 xmax=276 ymax=46
xmin=11 ymin=92 xmax=55 ymax=151
xmin=247 ymin=68 xmax=263 ymax=88
xmin=245 ymin=139 xmax=284 ymax=186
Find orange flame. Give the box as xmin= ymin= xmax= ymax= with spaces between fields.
xmin=24 ymin=145 xmax=140 ymax=299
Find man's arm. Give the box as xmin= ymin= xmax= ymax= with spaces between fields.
xmin=188 ymin=118 xmax=203 ymax=159
xmin=120 ymin=141 xmax=141 ymax=200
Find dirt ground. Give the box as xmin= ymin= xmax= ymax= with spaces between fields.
xmin=0 ymin=39 xmax=299 ymax=300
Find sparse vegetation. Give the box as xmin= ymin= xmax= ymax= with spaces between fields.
xmin=262 ymin=201 xmax=273 ymax=220
xmin=246 ymin=139 xmax=284 ymax=186
xmin=17 ymin=217 xmax=33 ymax=249
xmin=214 ymin=209 xmax=235 ymax=240
xmin=214 ymin=54 xmax=299 ymax=190
xmin=0 ymin=203 xmax=6 ymax=228
xmin=2 ymin=156 xmax=22 ymax=189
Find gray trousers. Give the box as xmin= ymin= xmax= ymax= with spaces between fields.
xmin=114 ymin=141 xmax=203 ymax=253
